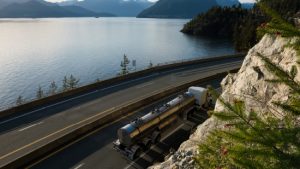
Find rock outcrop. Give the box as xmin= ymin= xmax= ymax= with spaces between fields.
xmin=149 ymin=34 xmax=299 ymax=169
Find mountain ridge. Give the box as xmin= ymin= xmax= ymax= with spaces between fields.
xmin=60 ymin=0 xmax=154 ymax=17
xmin=0 ymin=0 xmax=115 ymax=18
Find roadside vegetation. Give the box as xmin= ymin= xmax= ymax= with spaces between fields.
xmin=12 ymin=54 xmax=155 ymax=108
xmin=16 ymin=96 xmax=26 ymax=106
xmin=195 ymin=1 xmax=300 ymax=168
xmin=119 ymin=54 xmax=131 ymax=75
xmin=15 ymin=74 xmax=80 ymax=106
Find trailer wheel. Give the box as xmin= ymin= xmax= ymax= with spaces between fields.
xmin=152 ymin=131 xmax=161 ymax=144
xmin=131 ymin=145 xmax=141 ymax=160
xmin=142 ymin=138 xmax=152 ymax=150
xmin=154 ymin=134 xmax=161 ymax=144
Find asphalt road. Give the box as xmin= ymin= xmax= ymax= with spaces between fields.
xmin=30 ymin=78 xmax=220 ymax=169
xmin=0 ymin=58 xmax=242 ymax=167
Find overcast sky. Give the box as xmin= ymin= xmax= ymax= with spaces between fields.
xmin=46 ymin=0 xmax=256 ymax=3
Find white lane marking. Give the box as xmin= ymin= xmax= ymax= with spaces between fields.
xmin=100 ymin=73 xmax=160 ymax=91
xmin=178 ymin=62 xmax=239 ymax=77
xmin=124 ymin=124 xmax=185 ymax=169
xmin=73 ymin=163 xmax=85 ymax=169
xmin=100 ymin=84 xmax=123 ymax=91
xmin=136 ymin=82 xmax=154 ymax=89
xmin=0 ymin=90 xmax=99 ymax=126
xmin=162 ymin=67 xmax=185 ymax=74
xmin=18 ymin=122 xmax=43 ymax=132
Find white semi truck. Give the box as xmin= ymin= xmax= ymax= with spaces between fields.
xmin=113 ymin=87 xmax=212 ymax=160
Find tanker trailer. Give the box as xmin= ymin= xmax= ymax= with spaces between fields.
xmin=113 ymin=87 xmax=209 ymax=160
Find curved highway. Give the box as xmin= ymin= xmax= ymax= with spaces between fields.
xmin=30 ymin=78 xmax=221 ymax=169
xmin=0 ymin=57 xmax=243 ymax=168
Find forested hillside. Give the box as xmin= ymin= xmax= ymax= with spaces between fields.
xmin=182 ymin=0 xmax=300 ymax=51
xmin=137 ymin=0 xmax=218 ymax=18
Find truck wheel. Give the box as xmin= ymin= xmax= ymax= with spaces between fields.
xmin=131 ymin=145 xmax=141 ymax=160
xmin=152 ymin=132 xmax=161 ymax=144
xmin=141 ymin=138 xmax=152 ymax=150
xmin=154 ymin=134 xmax=161 ymax=144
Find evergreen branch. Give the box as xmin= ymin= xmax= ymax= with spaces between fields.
xmin=273 ymin=101 xmax=300 ymax=115
xmin=223 ymin=92 xmax=286 ymax=118
xmin=213 ymin=112 xmax=240 ymax=121
xmin=217 ymin=99 xmax=288 ymax=159
xmin=257 ymin=2 xmax=300 ymax=38
xmin=256 ymin=53 xmax=300 ymax=93
xmin=231 ymin=157 xmax=263 ymax=169
xmin=207 ymin=86 xmax=221 ymax=100
xmin=230 ymin=145 xmax=277 ymax=159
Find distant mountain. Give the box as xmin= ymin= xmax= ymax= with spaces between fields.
xmin=0 ymin=0 xmax=30 ymax=9
xmin=62 ymin=5 xmax=114 ymax=17
xmin=0 ymin=0 xmax=115 ymax=18
xmin=59 ymin=0 xmax=78 ymax=6
xmin=137 ymin=0 xmax=218 ymax=19
xmin=60 ymin=0 xmax=154 ymax=17
xmin=216 ymin=0 xmax=239 ymax=7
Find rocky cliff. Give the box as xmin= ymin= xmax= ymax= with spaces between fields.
xmin=149 ymin=34 xmax=299 ymax=169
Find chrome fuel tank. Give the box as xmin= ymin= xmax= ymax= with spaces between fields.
xmin=118 ymin=93 xmax=195 ymax=146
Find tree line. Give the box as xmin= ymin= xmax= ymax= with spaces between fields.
xmin=16 ymin=75 xmax=80 ymax=106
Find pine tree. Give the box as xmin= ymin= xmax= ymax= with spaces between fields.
xmin=36 ymin=85 xmax=44 ymax=99
xmin=62 ymin=76 xmax=68 ymax=91
xmin=62 ymin=75 xmax=80 ymax=91
xmin=120 ymin=54 xmax=130 ymax=75
xmin=16 ymin=95 xmax=25 ymax=106
xmin=196 ymin=52 xmax=300 ymax=168
xmin=48 ymin=81 xmax=58 ymax=95
xmin=195 ymin=2 xmax=300 ymax=169
xmin=68 ymin=74 xmax=79 ymax=89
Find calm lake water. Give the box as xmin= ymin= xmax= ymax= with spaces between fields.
xmin=0 ymin=17 xmax=235 ymax=110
